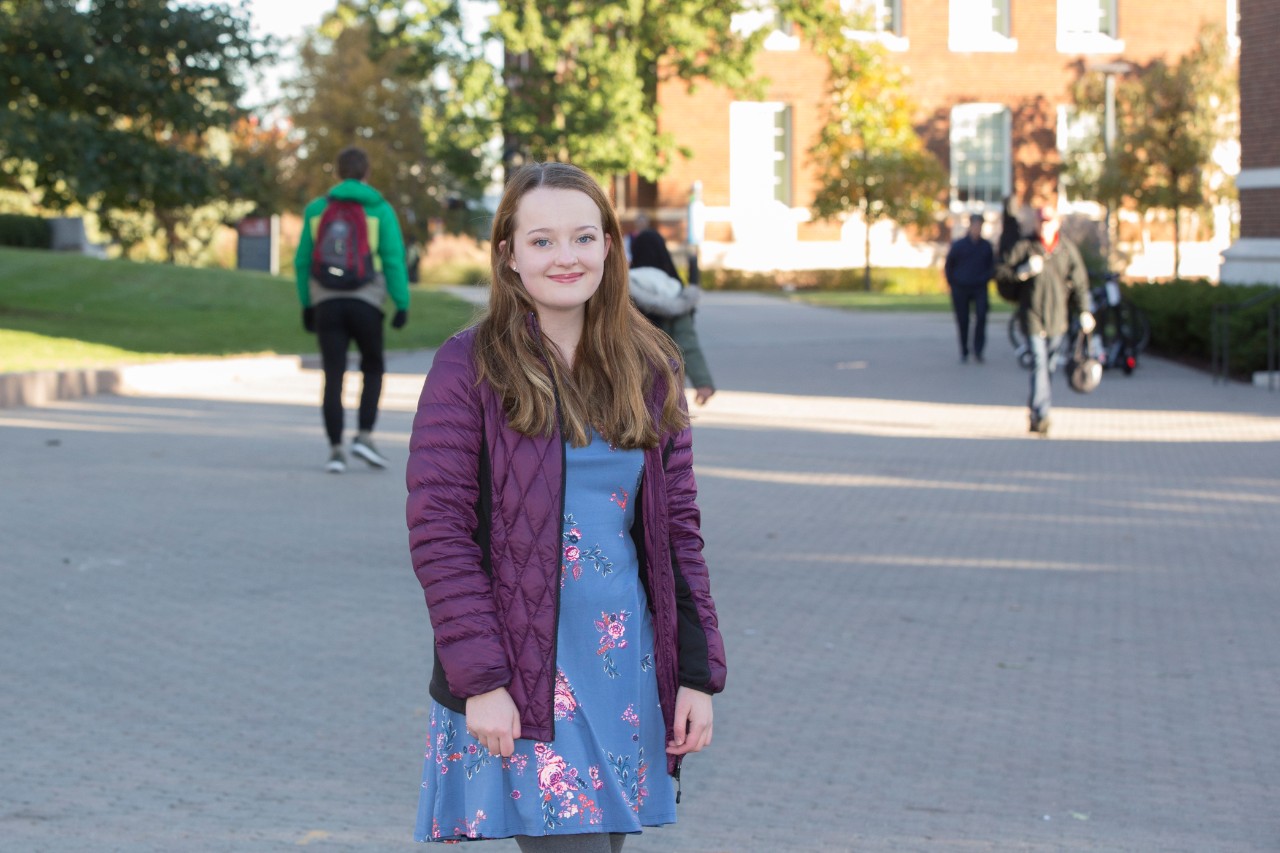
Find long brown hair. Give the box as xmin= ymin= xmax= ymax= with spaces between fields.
xmin=474 ymin=162 xmax=688 ymax=448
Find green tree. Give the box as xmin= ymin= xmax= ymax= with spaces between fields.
xmin=490 ymin=0 xmax=765 ymax=182
xmin=285 ymin=5 xmax=491 ymax=245
xmin=1065 ymin=24 xmax=1236 ymax=276
xmin=798 ymin=3 xmax=945 ymax=290
xmin=0 ymin=0 xmax=266 ymax=255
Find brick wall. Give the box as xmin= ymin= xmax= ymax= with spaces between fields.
xmin=652 ymin=0 xmax=1232 ymax=236
xmin=1237 ymin=0 xmax=1279 ymax=240
xmin=1239 ymin=0 xmax=1279 ymax=170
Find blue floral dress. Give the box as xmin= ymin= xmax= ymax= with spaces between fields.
xmin=414 ymin=432 xmax=677 ymax=842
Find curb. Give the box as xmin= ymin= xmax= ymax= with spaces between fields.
xmin=0 ymin=355 xmax=304 ymax=410
xmin=0 ymin=367 xmax=123 ymax=409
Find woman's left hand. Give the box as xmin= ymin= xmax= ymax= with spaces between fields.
xmin=666 ymin=686 xmax=713 ymax=756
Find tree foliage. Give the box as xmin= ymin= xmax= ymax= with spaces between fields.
xmin=490 ymin=0 xmax=765 ymax=182
xmin=1065 ymin=24 xmax=1236 ymax=275
xmin=284 ymin=1 xmax=493 ymax=242
xmin=798 ymin=2 xmax=946 ymax=288
xmin=0 ymin=0 xmax=265 ymax=231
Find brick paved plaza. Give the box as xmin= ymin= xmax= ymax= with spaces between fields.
xmin=3 ymin=293 xmax=1278 ymax=852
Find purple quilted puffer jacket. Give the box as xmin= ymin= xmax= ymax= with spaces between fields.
xmin=406 ymin=326 xmax=726 ymax=776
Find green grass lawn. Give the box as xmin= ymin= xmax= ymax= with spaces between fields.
xmin=0 ymin=247 xmax=478 ymax=373
xmin=788 ymin=289 xmax=1014 ymax=312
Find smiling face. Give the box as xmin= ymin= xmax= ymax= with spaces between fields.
xmin=499 ymin=187 xmax=611 ymax=324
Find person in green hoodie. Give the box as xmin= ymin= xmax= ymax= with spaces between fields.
xmin=295 ymin=147 xmax=411 ymax=473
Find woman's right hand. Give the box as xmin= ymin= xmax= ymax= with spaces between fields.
xmin=465 ymin=687 xmax=521 ymax=757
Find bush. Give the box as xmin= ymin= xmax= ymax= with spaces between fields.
xmin=702 ymin=265 xmax=945 ymax=294
xmin=1126 ymin=279 xmax=1280 ymax=377
xmin=0 ymin=215 xmax=51 ymax=249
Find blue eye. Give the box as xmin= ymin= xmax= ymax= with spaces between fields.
xmin=576 ymin=234 xmax=595 ymax=244
xmin=533 ymin=238 xmax=550 ymax=248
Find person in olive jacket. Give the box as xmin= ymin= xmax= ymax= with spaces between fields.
xmin=629 ymin=229 xmax=717 ymax=405
xmin=405 ymin=163 xmax=725 ymax=850
xmin=1000 ymin=205 xmax=1095 ymax=436
xmin=294 ymin=146 xmax=410 ymax=473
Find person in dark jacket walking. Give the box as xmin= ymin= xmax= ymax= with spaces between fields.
xmin=1000 ymin=205 xmax=1095 ymax=435
xmin=944 ymin=213 xmax=995 ymax=363
xmin=406 ymin=162 xmax=725 ymax=850
xmin=295 ymin=146 xmax=410 ymax=473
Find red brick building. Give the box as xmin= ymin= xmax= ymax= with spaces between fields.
xmin=630 ymin=0 xmax=1237 ymax=274
xmin=1219 ymin=0 xmax=1279 ymax=284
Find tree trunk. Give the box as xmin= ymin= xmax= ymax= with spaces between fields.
xmin=1172 ymin=206 xmax=1181 ymax=280
xmin=863 ymin=200 xmax=873 ymax=291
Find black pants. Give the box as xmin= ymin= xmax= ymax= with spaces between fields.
xmin=315 ymin=299 xmax=384 ymax=446
xmin=950 ymin=281 xmax=989 ymax=358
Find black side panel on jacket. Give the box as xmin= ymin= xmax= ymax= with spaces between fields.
xmin=671 ymin=555 xmax=712 ymax=688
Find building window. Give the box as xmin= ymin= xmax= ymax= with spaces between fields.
xmin=949 ymin=0 xmax=1016 ymax=52
xmin=950 ymin=103 xmax=1011 ymax=210
xmin=732 ymin=2 xmax=800 ymax=50
xmin=1057 ymin=0 xmax=1124 ymax=53
xmin=730 ymin=102 xmax=793 ymax=207
xmin=1057 ymin=105 xmax=1103 ymax=205
xmin=773 ymin=106 xmax=793 ymax=206
xmin=845 ymin=0 xmax=902 ymax=35
xmin=844 ymin=0 xmax=909 ymax=49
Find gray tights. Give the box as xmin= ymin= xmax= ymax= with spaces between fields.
xmin=514 ymin=833 xmax=626 ymax=853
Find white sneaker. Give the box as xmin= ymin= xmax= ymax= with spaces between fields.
xmin=351 ymin=436 xmax=388 ymax=469
xmin=325 ymin=448 xmax=347 ymax=474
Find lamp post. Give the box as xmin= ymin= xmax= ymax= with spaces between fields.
xmin=1088 ymin=60 xmax=1134 ymax=265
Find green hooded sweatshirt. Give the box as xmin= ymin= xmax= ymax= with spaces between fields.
xmin=294 ymin=179 xmax=410 ymax=313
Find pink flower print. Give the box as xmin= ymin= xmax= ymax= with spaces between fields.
xmin=511 ymin=790 xmax=521 ymax=800
xmin=561 ymin=516 xmax=585 ymax=582
xmin=535 ymin=743 xmax=573 ymax=796
xmin=611 ymin=488 xmax=629 ymax=511
xmin=621 ymin=705 xmax=640 ymax=727
xmin=594 ymin=610 xmax=630 ymax=678
xmin=589 ymin=765 xmax=604 ymax=790
xmin=534 ymin=743 xmax=595 ymax=828
xmin=553 ymin=669 xmax=578 ymax=722
xmin=455 ymin=809 xmax=487 ymax=839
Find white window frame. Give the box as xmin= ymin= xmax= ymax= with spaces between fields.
xmin=949 ymin=103 xmax=1012 ymax=212
xmin=1057 ymin=0 xmax=1125 ymax=54
xmin=731 ymin=2 xmax=800 ymax=51
xmin=949 ymin=0 xmax=1017 ymax=53
xmin=843 ymin=0 xmax=909 ymax=51
xmin=729 ymin=102 xmax=795 ymax=209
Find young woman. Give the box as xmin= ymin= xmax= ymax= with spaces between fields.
xmin=406 ymin=162 xmax=726 ymax=851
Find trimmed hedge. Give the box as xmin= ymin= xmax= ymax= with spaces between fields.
xmin=0 ymin=215 xmax=51 ymax=249
xmin=1126 ymin=279 xmax=1280 ymax=378
xmin=702 ymin=265 xmax=944 ymax=295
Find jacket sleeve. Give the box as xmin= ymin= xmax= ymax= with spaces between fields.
xmin=1066 ymin=242 xmax=1091 ymax=316
xmin=666 ymin=312 xmax=714 ymax=390
xmin=664 ymin=398 xmax=727 ymax=695
xmin=406 ymin=335 xmax=512 ymax=698
xmin=294 ymin=197 xmax=323 ymax=307
xmin=378 ymin=202 xmax=411 ymax=311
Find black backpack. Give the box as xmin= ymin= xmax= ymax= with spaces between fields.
xmin=994 ymin=262 xmax=1024 ymax=303
xmin=994 ymin=204 xmax=1025 ymax=303
xmin=311 ymin=197 xmax=375 ymax=290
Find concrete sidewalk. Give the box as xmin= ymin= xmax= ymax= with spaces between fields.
xmin=2 ymin=293 xmax=1279 ymax=852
